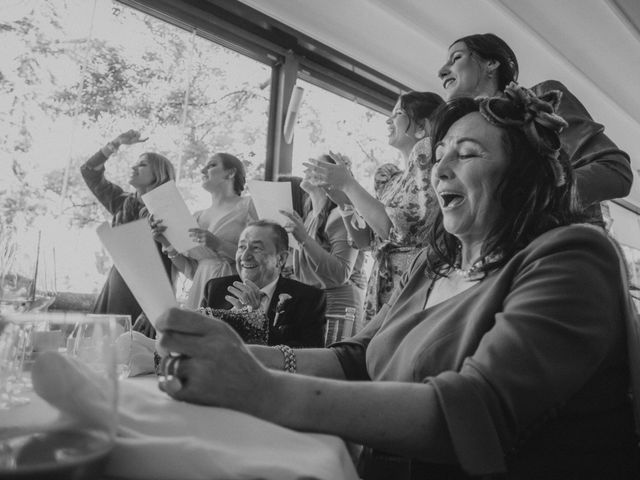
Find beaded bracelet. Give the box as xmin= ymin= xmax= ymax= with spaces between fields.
xmin=162 ymin=246 xmax=180 ymax=259
xmin=274 ymin=344 xmax=296 ymax=373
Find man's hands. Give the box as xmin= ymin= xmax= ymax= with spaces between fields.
xmin=225 ymin=279 xmax=263 ymax=311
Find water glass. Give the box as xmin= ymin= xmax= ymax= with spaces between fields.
xmin=324 ymin=307 xmax=357 ymax=346
xmin=0 ymin=312 xmax=118 ymax=479
xmin=68 ymin=314 xmax=132 ymax=380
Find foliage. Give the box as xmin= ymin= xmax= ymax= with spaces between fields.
xmin=0 ymin=0 xmax=392 ymax=293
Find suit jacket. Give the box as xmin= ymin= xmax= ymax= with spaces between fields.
xmin=532 ymin=80 xmax=632 ymax=221
xmin=202 ymin=275 xmax=326 ymax=348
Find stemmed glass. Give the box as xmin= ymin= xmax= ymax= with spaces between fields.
xmin=0 ymin=312 xmax=118 ymax=478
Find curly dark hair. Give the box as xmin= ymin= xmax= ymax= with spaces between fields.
xmin=451 ymin=33 xmax=519 ymax=92
xmin=424 ymin=93 xmax=585 ymax=277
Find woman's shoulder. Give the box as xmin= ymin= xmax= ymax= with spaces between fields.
xmin=522 ymin=223 xmax=617 ymax=261
xmin=530 ymin=79 xmax=569 ymax=94
xmin=238 ymin=194 xmax=254 ymax=207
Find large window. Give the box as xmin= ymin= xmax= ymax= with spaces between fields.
xmin=1 ymin=0 xmax=272 ymax=294
xmin=291 ymin=79 xmax=401 ymax=192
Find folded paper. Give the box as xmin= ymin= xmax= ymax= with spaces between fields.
xmin=97 ymin=220 xmax=176 ymax=326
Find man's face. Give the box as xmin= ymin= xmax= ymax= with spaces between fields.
xmin=235 ymin=226 xmax=286 ymax=288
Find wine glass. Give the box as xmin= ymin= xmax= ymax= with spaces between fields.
xmin=68 ymin=314 xmax=133 ymax=380
xmin=0 ymin=312 xmax=118 ymax=479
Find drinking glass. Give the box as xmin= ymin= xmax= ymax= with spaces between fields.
xmin=0 ymin=312 xmax=118 ymax=479
xmin=324 ymin=307 xmax=357 ymax=346
xmin=75 ymin=314 xmax=133 ymax=380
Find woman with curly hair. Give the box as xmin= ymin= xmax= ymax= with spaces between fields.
xmin=156 ymin=85 xmax=640 ymax=479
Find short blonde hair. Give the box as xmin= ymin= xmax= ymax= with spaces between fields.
xmin=141 ymin=152 xmax=176 ymax=189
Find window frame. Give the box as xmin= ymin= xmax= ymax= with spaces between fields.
xmin=118 ymin=0 xmax=408 ymax=179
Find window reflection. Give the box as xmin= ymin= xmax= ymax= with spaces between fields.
xmin=1 ymin=0 xmax=271 ymax=296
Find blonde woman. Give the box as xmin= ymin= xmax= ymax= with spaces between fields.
xmin=81 ymin=129 xmax=175 ymax=321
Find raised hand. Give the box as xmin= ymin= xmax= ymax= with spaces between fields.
xmin=113 ymin=129 xmax=148 ymax=147
xmin=279 ymin=209 xmax=308 ymax=244
xmin=302 ymin=153 xmax=353 ymax=190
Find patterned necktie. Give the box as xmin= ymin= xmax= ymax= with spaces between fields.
xmin=259 ymin=291 xmax=269 ymax=313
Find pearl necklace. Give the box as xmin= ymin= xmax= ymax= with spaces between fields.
xmin=452 ymin=250 xmax=503 ymax=281
xmin=453 ymin=261 xmax=485 ymax=281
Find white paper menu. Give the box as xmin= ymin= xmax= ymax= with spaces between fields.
xmin=97 ymin=220 xmax=177 ymax=326
xmin=247 ymin=180 xmax=298 ymax=248
xmin=247 ymin=180 xmax=293 ymax=226
xmin=141 ymin=180 xmax=199 ymax=253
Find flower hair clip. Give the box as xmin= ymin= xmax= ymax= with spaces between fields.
xmin=477 ymin=82 xmax=568 ymax=186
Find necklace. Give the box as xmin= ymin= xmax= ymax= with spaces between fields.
xmin=453 ymin=261 xmax=485 ymax=281
xmin=452 ymin=249 xmax=503 ymax=281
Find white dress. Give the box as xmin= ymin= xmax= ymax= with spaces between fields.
xmin=182 ymin=196 xmax=257 ymax=309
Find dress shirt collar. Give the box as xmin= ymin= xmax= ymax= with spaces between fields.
xmin=259 ymin=276 xmax=279 ymax=311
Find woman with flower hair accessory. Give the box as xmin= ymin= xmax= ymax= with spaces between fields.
xmin=437 ymin=32 xmax=632 ymax=223
xmin=156 ymin=86 xmax=640 ymax=478
xmin=304 ymin=92 xmax=444 ymax=327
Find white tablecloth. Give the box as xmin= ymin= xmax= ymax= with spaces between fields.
xmin=106 ymin=376 xmax=359 ymax=480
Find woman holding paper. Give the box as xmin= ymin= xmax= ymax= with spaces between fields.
xmin=152 ymin=153 xmax=257 ymax=310
xmin=80 ymin=129 xmax=176 ymax=322
xmin=281 ymin=155 xmax=366 ymax=325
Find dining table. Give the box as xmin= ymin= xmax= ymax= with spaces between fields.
xmin=100 ymin=374 xmax=360 ymax=480
xmin=1 ymin=313 xmax=360 ymax=480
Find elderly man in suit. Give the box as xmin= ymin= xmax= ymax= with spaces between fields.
xmin=202 ymin=220 xmax=326 ymax=347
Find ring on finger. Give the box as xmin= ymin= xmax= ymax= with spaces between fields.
xmin=162 ymin=355 xmax=181 ymax=378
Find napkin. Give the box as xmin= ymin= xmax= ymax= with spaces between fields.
xmin=117 ymin=330 xmax=157 ymax=377
xmin=108 ymin=377 xmax=359 ymax=480
xmin=31 ymin=351 xmax=116 ymax=431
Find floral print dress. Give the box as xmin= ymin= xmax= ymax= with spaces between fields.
xmin=361 ymin=138 xmax=437 ymax=324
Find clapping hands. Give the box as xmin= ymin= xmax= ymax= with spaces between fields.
xmin=302 ymin=152 xmax=353 ymax=190
xmin=225 ymin=279 xmax=263 ymax=311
